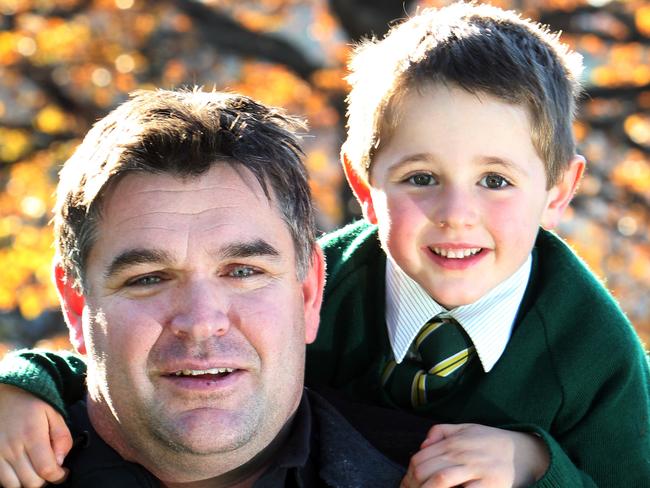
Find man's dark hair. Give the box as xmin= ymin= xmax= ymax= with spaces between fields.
xmin=54 ymin=88 xmax=315 ymax=290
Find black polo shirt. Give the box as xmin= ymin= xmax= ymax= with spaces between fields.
xmin=60 ymin=389 xmax=405 ymax=487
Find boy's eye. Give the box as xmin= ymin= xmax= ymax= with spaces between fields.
xmin=406 ymin=173 xmax=436 ymax=186
xmin=479 ymin=174 xmax=511 ymax=189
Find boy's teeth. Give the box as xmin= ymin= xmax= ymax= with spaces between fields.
xmin=432 ymin=247 xmax=481 ymax=258
xmin=173 ymin=367 xmax=234 ymax=376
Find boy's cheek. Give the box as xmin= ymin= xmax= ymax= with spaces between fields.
xmin=488 ymin=209 xmax=542 ymax=253
xmin=382 ymin=192 xmax=431 ymax=224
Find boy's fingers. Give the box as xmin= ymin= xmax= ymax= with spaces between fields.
xmin=407 ymin=454 xmax=465 ymax=487
xmin=46 ymin=466 xmax=69 ymax=485
xmin=462 ymin=482 xmax=483 ymax=488
xmin=22 ymin=405 xmax=72 ymax=483
xmin=419 ymin=465 xmax=473 ymax=488
xmin=411 ymin=466 xmax=473 ymax=488
xmin=410 ymin=441 xmax=449 ymax=466
xmin=422 ymin=423 xmax=465 ymax=447
xmin=45 ymin=406 xmax=73 ymax=465
xmin=0 ymin=458 xmax=21 ymax=488
xmin=0 ymin=454 xmax=47 ymax=488
xmin=26 ymin=440 xmax=67 ymax=484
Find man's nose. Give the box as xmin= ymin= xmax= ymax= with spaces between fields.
xmin=169 ymin=281 xmax=230 ymax=340
xmin=432 ymin=186 xmax=479 ymax=229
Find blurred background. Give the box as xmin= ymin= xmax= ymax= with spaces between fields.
xmin=0 ymin=0 xmax=648 ymax=356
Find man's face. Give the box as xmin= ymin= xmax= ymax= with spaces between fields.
xmin=62 ymin=164 xmax=322 ymax=480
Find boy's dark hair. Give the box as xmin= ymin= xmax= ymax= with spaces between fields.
xmin=343 ymin=1 xmax=584 ymax=187
xmin=54 ymin=88 xmax=315 ymax=291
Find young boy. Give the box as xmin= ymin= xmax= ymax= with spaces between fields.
xmin=306 ymin=2 xmax=648 ymax=485
xmin=0 ymin=3 xmax=648 ymax=487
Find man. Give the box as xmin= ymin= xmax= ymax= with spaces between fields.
xmin=3 ymin=88 xmax=405 ymax=487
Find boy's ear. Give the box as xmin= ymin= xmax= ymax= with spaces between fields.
xmin=341 ymin=152 xmax=377 ymax=224
xmin=53 ymin=263 xmax=87 ymax=355
xmin=302 ymin=244 xmax=326 ymax=345
xmin=541 ymin=155 xmax=586 ymax=230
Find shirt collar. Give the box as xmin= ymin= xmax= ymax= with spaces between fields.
xmin=254 ymin=391 xmax=314 ymax=487
xmin=385 ymin=255 xmax=532 ymax=372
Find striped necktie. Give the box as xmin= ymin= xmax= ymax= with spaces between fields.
xmin=382 ymin=315 xmax=476 ymax=408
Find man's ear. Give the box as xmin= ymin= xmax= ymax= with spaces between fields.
xmin=341 ymin=152 xmax=377 ymax=224
xmin=541 ymin=155 xmax=586 ymax=230
xmin=53 ymin=263 xmax=87 ymax=355
xmin=302 ymin=244 xmax=325 ymax=345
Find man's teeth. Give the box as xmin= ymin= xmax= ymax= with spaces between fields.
xmin=432 ymin=247 xmax=481 ymax=259
xmin=173 ymin=368 xmax=234 ymax=376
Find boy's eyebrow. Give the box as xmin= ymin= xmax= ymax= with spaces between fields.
xmin=387 ymin=153 xmax=529 ymax=175
xmin=386 ymin=153 xmax=435 ymax=171
xmin=105 ymin=249 xmax=172 ymax=279
xmin=482 ymin=157 xmax=527 ymax=176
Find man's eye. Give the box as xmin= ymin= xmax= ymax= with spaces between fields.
xmin=406 ymin=173 xmax=436 ymax=186
xmin=228 ymin=266 xmax=259 ymax=279
xmin=126 ymin=275 xmax=162 ymax=287
xmin=479 ymin=174 xmax=511 ymax=189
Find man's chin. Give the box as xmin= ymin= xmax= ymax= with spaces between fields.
xmin=152 ymin=407 xmax=261 ymax=455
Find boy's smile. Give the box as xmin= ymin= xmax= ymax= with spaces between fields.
xmin=349 ymin=83 xmax=582 ymax=309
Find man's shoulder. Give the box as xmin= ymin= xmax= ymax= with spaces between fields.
xmin=306 ymin=389 xmax=406 ymax=486
xmin=62 ymin=400 xmax=157 ymax=487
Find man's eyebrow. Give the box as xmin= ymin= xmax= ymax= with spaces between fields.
xmin=105 ymin=249 xmax=172 ymax=280
xmin=218 ymin=239 xmax=281 ymax=260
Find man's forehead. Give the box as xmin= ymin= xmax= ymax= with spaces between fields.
xmin=88 ymin=165 xmax=294 ymax=263
xmin=102 ymin=166 xmax=274 ymax=219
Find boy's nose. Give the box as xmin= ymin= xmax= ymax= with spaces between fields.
xmin=432 ymin=188 xmax=479 ymax=229
xmin=169 ymin=281 xmax=230 ymax=340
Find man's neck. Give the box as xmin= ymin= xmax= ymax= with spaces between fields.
xmin=161 ymin=467 xmax=263 ymax=488
xmin=86 ymin=394 xmax=297 ymax=487
xmin=161 ymin=415 xmax=295 ymax=488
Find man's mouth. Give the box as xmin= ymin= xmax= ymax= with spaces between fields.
xmin=169 ymin=367 xmax=235 ymax=379
xmin=430 ymin=247 xmax=483 ymax=259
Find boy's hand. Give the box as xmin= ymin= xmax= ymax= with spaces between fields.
xmin=400 ymin=423 xmax=549 ymax=488
xmin=0 ymin=383 xmax=71 ymax=487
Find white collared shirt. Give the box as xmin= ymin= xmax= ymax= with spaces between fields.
xmin=385 ymin=255 xmax=532 ymax=372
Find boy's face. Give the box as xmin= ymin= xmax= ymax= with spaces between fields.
xmin=348 ymin=83 xmax=582 ymax=309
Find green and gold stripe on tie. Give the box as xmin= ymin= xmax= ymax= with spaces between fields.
xmin=382 ymin=315 xmax=476 ymax=409
xmin=415 ymin=320 xmax=445 ymax=349
xmin=381 ymin=359 xmax=397 ymax=386
xmin=429 ymin=346 xmax=475 ymax=377
xmin=412 ymin=369 xmax=427 ymax=407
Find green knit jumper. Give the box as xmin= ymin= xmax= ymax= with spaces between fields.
xmin=0 ymin=221 xmax=648 ymax=487
xmin=305 ymin=221 xmax=650 ymax=487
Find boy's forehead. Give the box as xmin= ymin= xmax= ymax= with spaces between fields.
xmin=376 ymin=85 xmax=537 ymax=155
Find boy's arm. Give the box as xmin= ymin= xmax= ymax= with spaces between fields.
xmin=0 ymin=383 xmax=71 ymax=487
xmin=400 ymin=423 xmax=605 ymax=488
xmin=462 ymin=345 xmax=649 ymax=488
xmin=471 ymin=346 xmax=650 ymax=488
xmin=0 ymin=349 xmax=86 ymax=487
xmin=0 ymin=349 xmax=87 ymax=416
